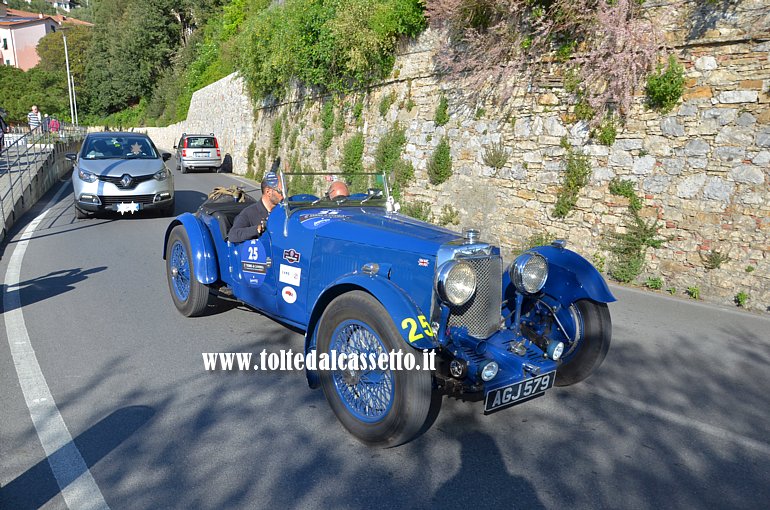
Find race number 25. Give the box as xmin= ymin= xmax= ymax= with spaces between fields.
xmin=401 ymin=315 xmax=434 ymax=343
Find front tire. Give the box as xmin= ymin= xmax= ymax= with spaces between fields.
xmin=166 ymin=225 xmax=213 ymax=316
xmin=555 ymin=300 xmax=611 ymax=387
xmin=74 ymin=203 xmax=89 ymax=219
xmin=317 ymin=291 xmax=435 ymax=447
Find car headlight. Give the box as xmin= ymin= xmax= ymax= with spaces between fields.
xmin=436 ymin=260 xmax=476 ymax=307
xmin=77 ymin=168 xmax=97 ymax=183
xmin=153 ymin=168 xmax=169 ymax=181
xmin=510 ymin=252 xmax=548 ymax=294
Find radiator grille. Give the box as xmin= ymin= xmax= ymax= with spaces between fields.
xmin=447 ymin=255 xmax=502 ymax=338
xmin=98 ymin=174 xmax=155 ymax=189
xmin=99 ymin=194 xmax=156 ymax=206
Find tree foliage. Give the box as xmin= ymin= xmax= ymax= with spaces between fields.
xmin=0 ymin=66 xmax=69 ymax=122
xmin=238 ymin=0 xmax=425 ymax=99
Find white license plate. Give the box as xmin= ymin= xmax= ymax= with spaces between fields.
xmin=194 ymin=152 xmax=209 ymax=157
xmin=484 ymin=371 xmax=556 ymax=414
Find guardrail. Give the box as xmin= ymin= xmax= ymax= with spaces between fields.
xmin=1 ymin=123 xmax=87 ymax=241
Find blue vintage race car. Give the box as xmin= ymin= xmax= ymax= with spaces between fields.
xmin=163 ymin=162 xmax=614 ymax=447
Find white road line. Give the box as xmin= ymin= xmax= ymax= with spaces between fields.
xmin=589 ymin=386 xmax=770 ymax=457
xmin=3 ymin=183 xmax=110 ymax=510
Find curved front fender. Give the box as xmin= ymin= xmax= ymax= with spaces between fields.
xmin=162 ymin=213 xmax=218 ymax=284
xmin=504 ymin=246 xmax=616 ymax=306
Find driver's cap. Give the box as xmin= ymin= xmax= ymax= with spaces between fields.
xmin=263 ymin=171 xmax=280 ymax=189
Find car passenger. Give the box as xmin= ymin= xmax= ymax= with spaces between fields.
xmin=228 ymin=171 xmax=283 ymax=243
xmin=328 ymin=180 xmax=349 ymax=201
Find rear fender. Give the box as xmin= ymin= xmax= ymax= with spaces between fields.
xmin=163 ymin=213 xmax=219 ymax=284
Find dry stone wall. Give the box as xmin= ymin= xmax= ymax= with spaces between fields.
xmin=148 ymin=1 xmax=770 ymax=313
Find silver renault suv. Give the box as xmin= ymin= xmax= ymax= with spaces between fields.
xmin=174 ymin=133 xmax=222 ymax=173
xmin=68 ymin=132 xmax=174 ymax=219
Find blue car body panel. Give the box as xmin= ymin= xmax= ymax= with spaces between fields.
xmin=164 ymin=213 xmax=218 ymax=284
xmin=164 ymin=190 xmax=613 ymax=405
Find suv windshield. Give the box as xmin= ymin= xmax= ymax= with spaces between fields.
xmin=82 ymin=136 xmax=158 ymax=160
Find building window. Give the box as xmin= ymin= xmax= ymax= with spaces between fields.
xmin=5 ymin=60 xmax=10 ymax=66
xmin=2 ymin=39 xmax=7 ymax=50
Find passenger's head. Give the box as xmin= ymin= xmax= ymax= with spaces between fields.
xmin=261 ymin=171 xmax=283 ymax=208
xmin=328 ymin=181 xmax=349 ymax=201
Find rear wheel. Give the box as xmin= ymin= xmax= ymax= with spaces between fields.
xmin=317 ymin=291 xmax=436 ymax=447
xmin=166 ymin=225 xmax=213 ymax=316
xmin=555 ymin=300 xmax=611 ymax=387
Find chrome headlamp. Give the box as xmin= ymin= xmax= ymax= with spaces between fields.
xmin=78 ymin=168 xmax=98 ymax=183
xmin=510 ymin=252 xmax=548 ymax=294
xmin=153 ymin=168 xmax=170 ymax=181
xmin=436 ymin=260 xmax=476 ymax=307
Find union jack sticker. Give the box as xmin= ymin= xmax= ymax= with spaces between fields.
xmin=418 ymin=258 xmax=429 ymax=267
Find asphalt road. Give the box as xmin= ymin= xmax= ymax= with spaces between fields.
xmin=1 ymin=162 xmax=769 ymax=510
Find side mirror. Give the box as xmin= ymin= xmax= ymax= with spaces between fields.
xmin=65 ymin=153 xmax=77 ymax=162
xmin=162 ymin=152 xmax=172 ymax=161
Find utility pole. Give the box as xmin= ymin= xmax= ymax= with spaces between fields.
xmin=62 ymin=30 xmax=75 ymax=125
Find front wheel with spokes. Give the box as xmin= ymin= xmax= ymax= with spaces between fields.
xmin=317 ymin=291 xmax=435 ymax=447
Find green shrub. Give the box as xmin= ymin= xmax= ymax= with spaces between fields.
xmin=595 ymin=116 xmax=617 ymax=146
xmin=335 ymin=105 xmax=345 ymax=136
xmin=391 ymin=160 xmax=415 ymax=201
xmin=609 ymin=178 xmax=643 ymax=213
xmin=401 ymin=200 xmax=433 ymax=222
xmin=341 ymin=132 xmax=365 ymax=189
xmin=667 ymin=287 xmax=676 ymax=295
xmin=257 ymin=149 xmax=267 ymax=182
xmin=434 ymin=94 xmax=449 ymax=126
xmin=592 ymin=252 xmax=606 ymax=273
xmin=271 ymin=118 xmax=282 ymax=157
xmin=735 ymin=291 xmax=749 ymax=307
xmin=574 ymin=98 xmax=594 ymax=121
xmin=482 ymin=142 xmax=510 ymax=170
xmin=746 ymin=265 xmax=755 ymax=273
xmin=701 ymin=250 xmax=730 ymax=270
xmin=404 ymin=97 xmax=416 ymax=112
xmin=645 ymin=276 xmax=663 ymax=290
xmin=379 ymin=91 xmax=396 ymax=117
xmin=607 ymin=211 xmax=665 ymax=283
xmin=427 ymin=137 xmax=452 ymax=185
xmin=246 ymin=140 xmax=256 ymax=177
xmin=474 ymin=107 xmax=486 ymax=120
xmin=321 ymin=101 xmax=335 ymax=150
xmin=686 ymin=286 xmax=700 ymax=300
xmin=645 ymin=55 xmax=685 ymax=114
xmin=438 ymin=204 xmax=460 ymax=226
xmin=353 ymin=99 xmax=364 ymax=125
xmin=289 ymin=128 xmax=300 ymax=150
xmin=553 ymin=148 xmax=590 ymax=218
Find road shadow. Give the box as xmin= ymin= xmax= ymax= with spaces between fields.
xmin=0 ymin=405 xmax=155 ymax=510
xmin=2 ymin=266 xmax=108 ymax=312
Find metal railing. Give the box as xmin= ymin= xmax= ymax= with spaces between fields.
xmin=1 ymin=123 xmax=87 ymax=240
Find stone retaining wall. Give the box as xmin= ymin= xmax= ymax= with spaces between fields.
xmin=147 ymin=1 xmax=770 ymax=312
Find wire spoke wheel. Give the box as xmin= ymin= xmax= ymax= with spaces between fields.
xmin=165 ymin=225 xmax=213 ymax=317
xmin=317 ymin=291 xmax=437 ymax=447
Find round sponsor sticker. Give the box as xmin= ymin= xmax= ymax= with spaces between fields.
xmin=282 ymin=286 xmax=297 ymax=304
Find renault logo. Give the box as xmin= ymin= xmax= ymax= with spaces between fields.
xmin=120 ymin=174 xmax=132 ymax=188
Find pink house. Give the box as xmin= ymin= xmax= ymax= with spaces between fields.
xmin=0 ymin=4 xmax=58 ymax=70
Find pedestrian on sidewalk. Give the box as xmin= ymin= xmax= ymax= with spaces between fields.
xmin=27 ymin=105 xmax=42 ymax=131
